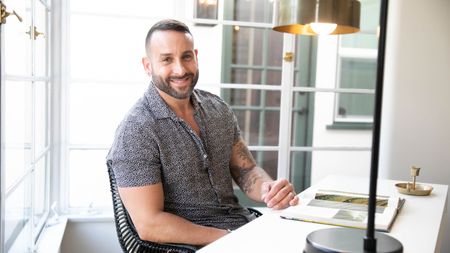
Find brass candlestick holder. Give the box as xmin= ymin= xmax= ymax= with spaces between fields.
xmin=395 ymin=166 xmax=433 ymax=196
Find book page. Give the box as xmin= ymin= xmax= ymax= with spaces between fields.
xmin=309 ymin=189 xmax=389 ymax=214
xmin=282 ymin=189 xmax=403 ymax=231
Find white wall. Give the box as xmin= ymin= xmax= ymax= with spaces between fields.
xmin=380 ymin=0 xmax=450 ymax=252
xmin=60 ymin=219 xmax=121 ymax=253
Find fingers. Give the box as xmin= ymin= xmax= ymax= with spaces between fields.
xmin=262 ymin=179 xmax=298 ymax=210
xmin=289 ymin=195 xmax=299 ymax=206
xmin=262 ymin=179 xmax=288 ymax=202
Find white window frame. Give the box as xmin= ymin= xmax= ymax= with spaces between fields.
xmin=1 ymin=0 xmax=52 ymax=251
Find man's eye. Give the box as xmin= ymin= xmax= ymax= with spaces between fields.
xmin=183 ymin=55 xmax=193 ymax=60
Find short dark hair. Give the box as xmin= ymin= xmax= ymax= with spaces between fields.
xmin=145 ymin=19 xmax=192 ymax=51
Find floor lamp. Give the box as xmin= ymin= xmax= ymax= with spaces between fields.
xmin=273 ymin=0 xmax=403 ymax=252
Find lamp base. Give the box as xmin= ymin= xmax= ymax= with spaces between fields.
xmin=304 ymin=228 xmax=403 ymax=253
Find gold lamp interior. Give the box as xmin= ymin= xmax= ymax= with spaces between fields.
xmin=273 ymin=0 xmax=361 ymax=35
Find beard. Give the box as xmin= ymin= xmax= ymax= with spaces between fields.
xmin=152 ymin=70 xmax=199 ymax=99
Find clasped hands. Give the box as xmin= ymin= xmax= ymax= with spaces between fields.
xmin=261 ymin=179 xmax=299 ymax=209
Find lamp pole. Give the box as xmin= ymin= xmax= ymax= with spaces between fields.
xmin=364 ymin=0 xmax=389 ymax=250
xmin=273 ymin=0 xmax=404 ymax=251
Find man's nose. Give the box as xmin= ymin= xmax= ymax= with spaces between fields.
xmin=172 ymin=59 xmax=186 ymax=75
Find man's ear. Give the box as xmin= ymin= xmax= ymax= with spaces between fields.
xmin=142 ymin=56 xmax=152 ymax=76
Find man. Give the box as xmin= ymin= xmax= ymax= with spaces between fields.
xmin=107 ymin=19 xmax=298 ymax=247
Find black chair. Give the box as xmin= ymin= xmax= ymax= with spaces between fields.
xmin=107 ymin=161 xmax=262 ymax=253
xmin=107 ymin=161 xmax=197 ymax=253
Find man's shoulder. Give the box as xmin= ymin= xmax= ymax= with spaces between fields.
xmin=118 ymin=97 xmax=157 ymax=132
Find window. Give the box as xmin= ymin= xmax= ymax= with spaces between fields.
xmin=1 ymin=0 xmax=51 ymax=251
xmin=67 ymin=0 xmax=156 ymax=211
xmin=64 ymin=0 xmax=382 ymax=213
xmin=334 ymin=0 xmax=380 ymax=125
xmin=0 ymin=0 xmax=384 ymax=250
xmin=221 ymin=0 xmax=317 ymax=205
xmin=311 ymin=0 xmax=380 ymax=182
xmin=336 ymin=57 xmax=376 ymax=122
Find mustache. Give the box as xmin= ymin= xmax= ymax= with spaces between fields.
xmin=169 ymin=73 xmax=194 ymax=81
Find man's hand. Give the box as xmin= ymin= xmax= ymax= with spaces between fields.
xmin=261 ymin=179 xmax=299 ymax=209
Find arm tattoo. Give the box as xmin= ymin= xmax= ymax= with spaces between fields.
xmin=234 ymin=141 xmax=256 ymax=169
xmin=230 ymin=140 xmax=262 ymax=194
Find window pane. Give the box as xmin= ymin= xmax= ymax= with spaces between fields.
xmin=291 ymin=92 xmax=313 ymax=146
xmin=337 ymin=58 xmax=376 ymax=119
xmin=35 ymin=82 xmax=49 ymax=156
xmin=235 ymin=109 xmax=280 ymax=146
xmin=70 ymin=14 xmax=150 ymax=82
xmin=70 ymin=0 xmax=175 ymax=16
xmin=4 ymin=81 xmax=32 ymax=189
xmin=231 ymin=26 xmax=264 ymax=66
xmin=252 ymin=151 xmax=278 ymax=179
xmin=290 ymin=151 xmax=311 ymax=192
xmin=4 ymin=0 xmax=32 ymax=76
xmin=296 ymin=92 xmax=373 ymax=146
xmin=33 ymin=156 xmax=49 ymax=227
xmin=291 ymin=150 xmax=372 ymax=192
xmin=224 ymin=0 xmax=273 ymax=23
xmin=267 ymin=30 xmax=283 ymax=67
xmin=70 ymin=82 xmax=147 ymax=145
xmin=229 ymin=68 xmax=282 ymax=86
xmin=4 ymin=176 xmax=32 ymax=253
xmin=294 ymin=37 xmax=318 ymax=87
xmin=222 ymin=89 xmax=280 ymax=146
xmin=266 ymin=70 xmax=282 ymax=85
xmin=35 ymin=1 xmax=49 ymax=77
xmin=194 ymin=0 xmax=218 ymax=19
xmin=337 ymin=93 xmax=374 ymax=119
xmin=231 ymin=69 xmax=263 ymax=84
xmin=69 ymin=150 xmax=111 ymax=208
xmin=340 ymin=58 xmax=376 ymax=89
xmin=341 ymin=33 xmax=378 ymax=49
xmin=340 ymin=0 xmax=380 ymax=49
xmin=224 ymin=26 xmax=283 ymax=85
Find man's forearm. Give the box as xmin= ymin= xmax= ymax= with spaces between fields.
xmin=233 ymin=165 xmax=273 ymax=202
xmin=136 ymin=211 xmax=228 ymax=246
xmin=230 ymin=138 xmax=274 ymax=201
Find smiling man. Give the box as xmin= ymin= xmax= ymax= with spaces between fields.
xmin=106 ymin=19 xmax=298 ymax=248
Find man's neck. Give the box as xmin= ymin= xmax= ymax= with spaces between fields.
xmin=155 ymin=86 xmax=200 ymax=136
xmin=156 ymin=88 xmax=193 ymax=117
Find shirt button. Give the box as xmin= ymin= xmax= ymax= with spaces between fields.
xmin=203 ymin=154 xmax=208 ymax=159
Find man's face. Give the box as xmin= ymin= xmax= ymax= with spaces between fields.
xmin=144 ymin=30 xmax=199 ymax=100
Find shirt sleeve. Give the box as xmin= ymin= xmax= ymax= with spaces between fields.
xmin=107 ymin=120 xmax=162 ymax=187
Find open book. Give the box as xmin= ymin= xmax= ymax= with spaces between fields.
xmin=280 ymin=189 xmax=405 ymax=232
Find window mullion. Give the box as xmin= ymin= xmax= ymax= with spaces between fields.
xmin=50 ymin=0 xmax=69 ymax=213
xmin=277 ymin=33 xmax=296 ymax=180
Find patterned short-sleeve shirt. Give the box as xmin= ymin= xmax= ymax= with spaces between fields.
xmin=107 ymin=83 xmax=255 ymax=230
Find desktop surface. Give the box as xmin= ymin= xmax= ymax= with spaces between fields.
xmin=198 ymin=175 xmax=448 ymax=253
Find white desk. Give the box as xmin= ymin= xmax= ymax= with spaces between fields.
xmin=198 ymin=175 xmax=448 ymax=253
